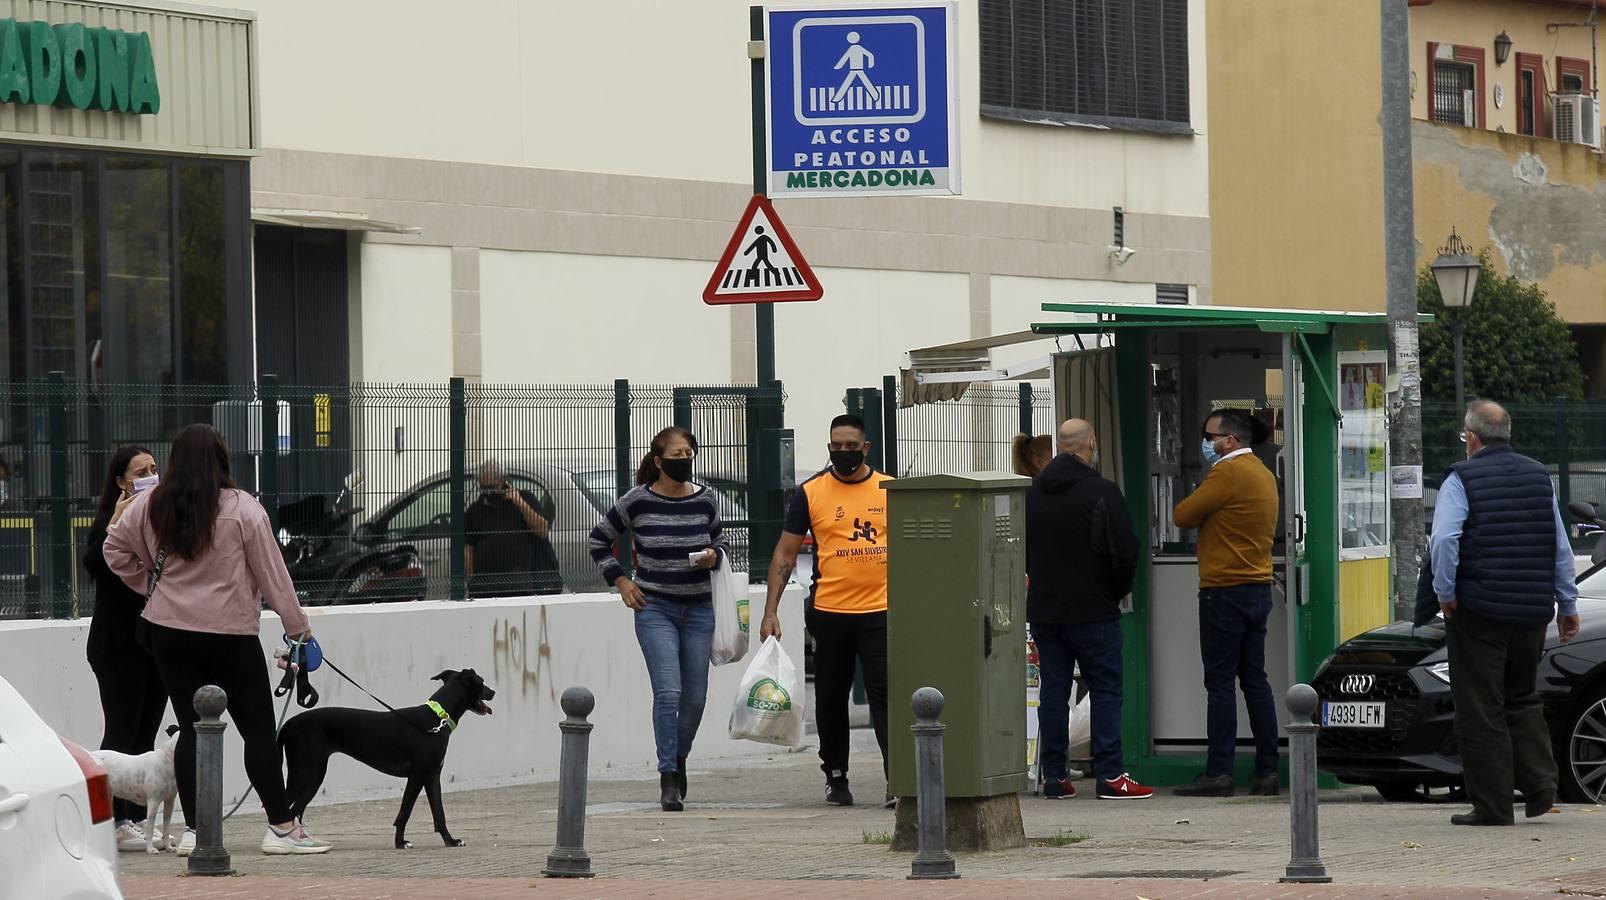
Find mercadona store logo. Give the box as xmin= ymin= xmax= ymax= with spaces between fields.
xmin=746 ymin=678 xmax=792 ymax=715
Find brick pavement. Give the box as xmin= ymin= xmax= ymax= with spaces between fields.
xmin=117 ymin=740 xmax=1606 ymax=899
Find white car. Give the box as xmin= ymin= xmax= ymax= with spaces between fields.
xmin=0 ymin=675 xmax=121 ymax=899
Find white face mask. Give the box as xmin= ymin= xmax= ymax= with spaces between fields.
xmin=132 ymin=474 xmax=159 ymax=495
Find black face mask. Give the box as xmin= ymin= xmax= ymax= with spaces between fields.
xmin=660 ymin=457 xmax=694 ymax=484
xmin=829 ymin=449 xmax=865 ymax=477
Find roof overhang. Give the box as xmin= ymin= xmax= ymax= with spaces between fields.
xmin=1031 ymin=301 xmax=1434 ymax=336
xmin=252 ymin=208 xmax=422 ymax=235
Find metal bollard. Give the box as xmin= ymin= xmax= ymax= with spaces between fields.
xmin=188 ymin=685 xmax=234 ymax=877
xmin=1280 ymin=683 xmax=1332 ymax=884
xmin=543 ymin=686 xmax=596 ymax=879
xmin=908 ymin=687 xmax=959 ymax=881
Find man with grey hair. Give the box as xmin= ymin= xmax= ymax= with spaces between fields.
xmin=1025 ymin=418 xmax=1152 ymax=800
xmin=1429 ymin=400 xmax=1581 ymax=826
xmin=465 ymin=458 xmax=561 ymax=597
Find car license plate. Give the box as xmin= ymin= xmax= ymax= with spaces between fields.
xmin=1322 ymin=701 xmax=1385 ymax=728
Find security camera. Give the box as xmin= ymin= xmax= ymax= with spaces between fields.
xmin=1108 ymin=245 xmax=1136 ymax=265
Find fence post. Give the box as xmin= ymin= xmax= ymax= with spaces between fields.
xmin=749 ymin=379 xmax=785 ymax=581
xmin=449 ymin=377 xmax=467 ymax=601
xmin=259 ymin=374 xmax=280 ymax=534
xmin=188 ymin=686 xmax=234 ymax=876
xmin=1019 ymin=383 xmax=1034 ymax=438
xmin=864 ymin=387 xmax=885 ymax=473
xmin=543 ymin=686 xmax=596 ymax=878
xmin=908 ymin=687 xmax=958 ymax=881
xmin=47 ymin=371 xmax=70 ymax=619
xmin=882 ymin=374 xmax=899 ymax=477
xmin=1280 ymin=683 xmax=1331 ymax=884
xmin=614 ymin=379 xmax=633 ymax=578
xmin=1556 ymin=399 xmax=1572 ymax=521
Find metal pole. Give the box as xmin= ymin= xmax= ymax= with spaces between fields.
xmin=259 ymin=373 xmax=279 ymax=534
xmin=448 ymin=377 xmax=467 ymax=601
xmin=188 ymin=686 xmax=234 ymax=877
xmin=47 ymin=371 xmax=70 ymax=618
xmin=614 ymin=380 xmax=634 ymax=578
xmin=1019 ymin=382 xmax=1034 ymax=438
xmin=1382 ymin=0 xmax=1425 ymax=623
xmin=1452 ymin=317 xmax=1465 ymax=416
xmin=1280 ymin=684 xmax=1331 ymax=884
xmin=544 ymin=687 xmax=596 ymax=878
xmin=908 ymin=687 xmax=958 ymax=881
xmin=750 ymin=6 xmax=775 ymax=385
xmin=882 ymin=374 xmax=900 ymax=477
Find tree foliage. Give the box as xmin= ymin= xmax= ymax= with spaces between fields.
xmin=1416 ymin=254 xmax=1585 ymax=404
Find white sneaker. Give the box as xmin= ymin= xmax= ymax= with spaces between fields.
xmin=114 ymin=821 xmax=147 ymax=852
xmin=175 ymin=829 xmax=196 ymax=857
xmin=261 ymin=824 xmax=332 ymax=855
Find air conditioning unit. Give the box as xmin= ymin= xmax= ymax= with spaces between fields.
xmin=1552 ymin=91 xmax=1602 ymax=149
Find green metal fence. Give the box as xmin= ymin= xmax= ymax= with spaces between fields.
xmin=0 ymin=376 xmax=784 ymax=619
xmin=845 ymin=377 xmax=1055 ymax=478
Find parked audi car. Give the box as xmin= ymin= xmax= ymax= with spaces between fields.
xmin=1313 ymin=561 xmax=1606 ymax=803
xmin=297 ymin=459 xmax=751 ymax=601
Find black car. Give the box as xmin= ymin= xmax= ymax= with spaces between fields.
xmin=1313 ymin=562 xmax=1606 ymax=803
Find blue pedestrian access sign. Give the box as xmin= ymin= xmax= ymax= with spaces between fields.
xmin=765 ymin=2 xmax=959 ymax=197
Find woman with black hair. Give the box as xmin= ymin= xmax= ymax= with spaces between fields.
xmin=105 ymin=424 xmax=326 ymax=855
xmin=83 ymin=445 xmax=166 ymax=851
xmin=587 ymin=426 xmax=726 ymax=812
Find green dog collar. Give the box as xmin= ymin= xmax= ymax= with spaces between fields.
xmin=426 ymin=700 xmax=457 ymax=733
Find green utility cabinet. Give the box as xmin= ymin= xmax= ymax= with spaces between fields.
xmin=886 ymin=472 xmax=1030 ymax=799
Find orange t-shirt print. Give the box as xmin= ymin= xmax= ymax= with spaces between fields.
xmin=792 ymin=470 xmax=892 ymax=614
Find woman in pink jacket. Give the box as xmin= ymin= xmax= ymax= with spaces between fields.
xmin=106 ymin=424 xmax=330 ymax=856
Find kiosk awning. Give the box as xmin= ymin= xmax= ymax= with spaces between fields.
xmin=1031 ymin=301 xmax=1433 ymax=336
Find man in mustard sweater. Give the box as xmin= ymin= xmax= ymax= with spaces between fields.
xmin=1171 ymin=409 xmax=1282 ymax=797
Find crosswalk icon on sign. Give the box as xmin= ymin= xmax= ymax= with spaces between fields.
xmin=703 ymin=195 xmax=823 ymax=306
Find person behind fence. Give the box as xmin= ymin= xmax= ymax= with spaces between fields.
xmin=1171 ymin=408 xmax=1282 ymax=798
xmin=465 ymin=458 xmax=562 ymax=597
xmin=1012 ymin=433 xmax=1053 ymax=478
xmin=84 ymin=444 xmax=168 ymax=851
xmin=587 ymin=426 xmax=725 ymax=813
xmin=104 ymin=424 xmax=329 ymax=856
xmin=760 ymin=414 xmax=893 ymax=809
xmin=1429 ymin=400 xmax=1580 ymax=827
xmin=1026 ymin=419 xmax=1153 ymax=801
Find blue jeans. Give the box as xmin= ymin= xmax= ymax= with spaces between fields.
xmin=1033 ymin=619 xmax=1125 ymax=783
xmin=1198 ymin=584 xmax=1281 ymax=777
xmin=634 ymin=599 xmax=715 ymax=773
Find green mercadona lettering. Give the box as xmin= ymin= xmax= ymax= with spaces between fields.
xmin=0 ymin=18 xmax=160 ymax=114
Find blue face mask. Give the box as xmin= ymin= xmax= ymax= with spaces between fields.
xmin=1201 ymin=437 xmax=1221 ymax=467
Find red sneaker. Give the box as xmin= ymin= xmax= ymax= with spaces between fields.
xmin=1097 ymin=773 xmax=1155 ymax=800
xmin=1042 ymin=778 xmax=1077 ymax=799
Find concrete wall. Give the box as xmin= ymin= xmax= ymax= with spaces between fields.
xmin=0 ymin=588 xmax=806 ymax=813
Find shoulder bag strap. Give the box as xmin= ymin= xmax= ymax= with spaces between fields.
xmin=145 ymin=546 xmax=169 ymax=600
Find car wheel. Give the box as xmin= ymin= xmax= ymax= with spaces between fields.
xmin=1374 ymin=782 xmax=1465 ymax=803
xmin=1560 ymin=686 xmax=1606 ymax=804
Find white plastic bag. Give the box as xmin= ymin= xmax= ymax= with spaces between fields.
xmin=708 ymin=549 xmax=750 ymax=666
xmin=728 ymin=636 xmax=805 ymax=747
xmin=1068 ymin=691 xmax=1092 ymax=760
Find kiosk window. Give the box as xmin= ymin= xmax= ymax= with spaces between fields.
xmin=1338 ymin=354 xmax=1389 ymax=558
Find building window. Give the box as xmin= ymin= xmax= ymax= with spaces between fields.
xmin=979 ymin=0 xmax=1191 ymax=135
xmin=1516 ymin=52 xmax=1545 ymax=137
xmin=1339 ymin=353 xmax=1389 ymax=559
xmin=1428 ymin=43 xmax=1485 ymax=129
xmin=1558 ymin=56 xmax=1590 ymax=94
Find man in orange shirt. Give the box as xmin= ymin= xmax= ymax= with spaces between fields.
xmin=761 ymin=415 xmax=892 ymax=807
xmin=1171 ymin=408 xmax=1282 ymax=798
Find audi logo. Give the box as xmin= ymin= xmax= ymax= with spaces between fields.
xmin=1339 ymin=674 xmax=1376 ymax=695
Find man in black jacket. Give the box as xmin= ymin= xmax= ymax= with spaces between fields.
xmin=1027 ymin=419 xmax=1153 ymax=800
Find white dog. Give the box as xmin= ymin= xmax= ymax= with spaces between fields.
xmin=90 ymin=725 xmax=180 ymax=854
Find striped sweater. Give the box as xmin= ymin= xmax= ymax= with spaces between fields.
xmin=588 ymin=485 xmax=725 ymax=604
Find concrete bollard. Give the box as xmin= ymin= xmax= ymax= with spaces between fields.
xmin=543 ymin=686 xmax=596 ymax=879
xmin=1280 ymin=683 xmax=1332 ymax=884
xmin=908 ymin=687 xmax=959 ymax=881
xmin=188 ymin=685 xmax=234 ymax=877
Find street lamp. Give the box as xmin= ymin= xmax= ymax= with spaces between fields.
xmin=1494 ymin=30 xmax=1513 ymax=67
xmin=1431 ymin=228 xmax=1482 ymax=414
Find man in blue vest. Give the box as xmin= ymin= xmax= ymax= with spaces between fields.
xmin=1429 ymin=400 xmax=1581 ymax=827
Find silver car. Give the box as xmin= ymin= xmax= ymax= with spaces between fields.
xmin=359 ymin=459 xmax=750 ymax=599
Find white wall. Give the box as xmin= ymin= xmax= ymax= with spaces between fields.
xmin=775 ymin=267 xmax=970 ymax=475
xmin=478 ymin=251 xmax=734 ymax=384
xmin=359 ymin=244 xmax=454 ymax=382
xmin=0 ymin=589 xmax=806 ymax=814
xmin=202 ymin=0 xmax=1208 ymax=216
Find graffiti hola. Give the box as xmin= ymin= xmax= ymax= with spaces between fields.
xmin=490 ymin=608 xmax=555 ymax=701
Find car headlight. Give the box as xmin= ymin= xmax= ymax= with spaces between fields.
xmin=1427 ymin=661 xmax=1451 ymax=684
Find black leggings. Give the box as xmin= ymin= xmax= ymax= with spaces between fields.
xmin=92 ymin=648 xmax=168 ymax=823
xmin=145 ymin=622 xmax=292 ymax=825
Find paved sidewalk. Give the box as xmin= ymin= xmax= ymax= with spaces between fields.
xmin=120 ymin=738 xmax=1606 ymax=899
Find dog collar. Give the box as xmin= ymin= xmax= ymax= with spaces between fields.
xmin=426 ymin=700 xmax=457 ymax=733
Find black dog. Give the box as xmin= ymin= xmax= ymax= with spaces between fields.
xmin=279 ymin=669 xmax=495 ymax=849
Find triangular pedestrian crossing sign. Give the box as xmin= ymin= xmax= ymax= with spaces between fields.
xmin=703 ymin=195 xmax=823 ymax=305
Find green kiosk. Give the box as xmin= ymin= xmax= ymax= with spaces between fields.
xmin=1022 ymin=301 xmax=1408 ymax=785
